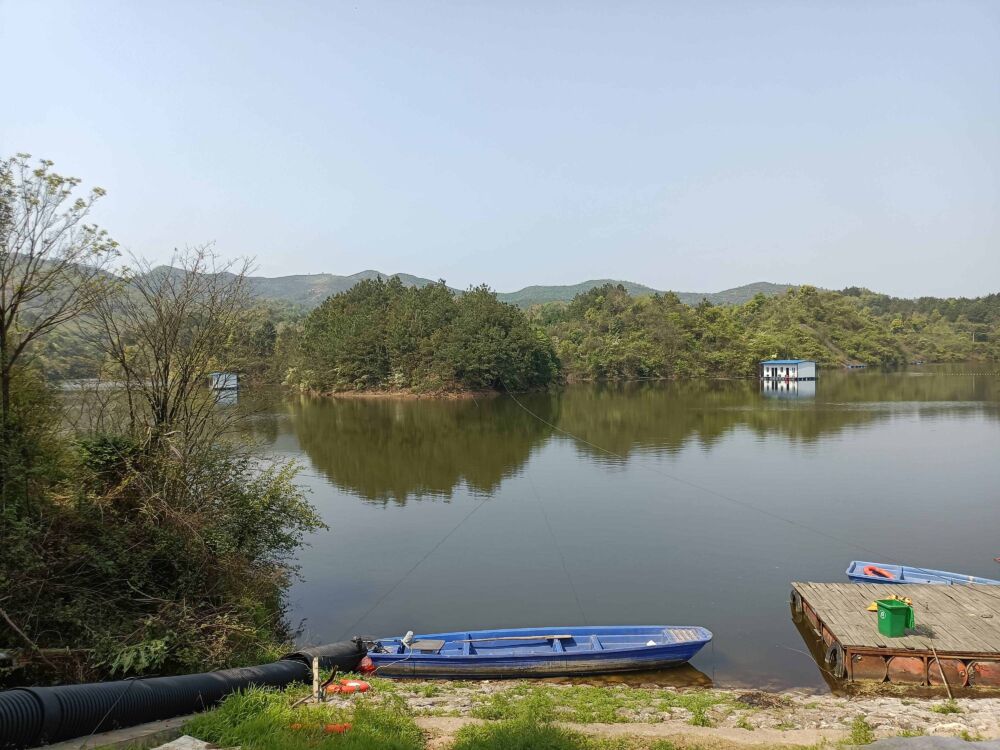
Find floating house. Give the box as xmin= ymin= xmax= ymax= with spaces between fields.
xmin=760 ymin=359 xmax=816 ymax=381
xmin=209 ymin=372 xmax=239 ymax=390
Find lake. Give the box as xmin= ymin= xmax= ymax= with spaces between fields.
xmin=237 ymin=365 xmax=1000 ymax=690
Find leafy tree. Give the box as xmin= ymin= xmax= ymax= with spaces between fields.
xmin=0 ymin=154 xmax=117 ymax=504
xmin=296 ymin=280 xmax=557 ymax=392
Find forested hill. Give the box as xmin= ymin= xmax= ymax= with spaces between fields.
xmin=228 ymin=268 xmax=794 ymax=309
xmin=244 ymin=270 xmax=446 ymax=308
xmin=537 ymin=284 xmax=1000 ymax=381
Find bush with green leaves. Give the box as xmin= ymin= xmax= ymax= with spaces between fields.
xmin=297 ymin=277 xmax=558 ymax=392
xmin=0 ymin=377 xmax=322 ymax=682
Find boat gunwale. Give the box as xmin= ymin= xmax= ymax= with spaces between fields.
xmin=845 ymin=560 xmax=1000 ymax=586
xmin=368 ymin=625 xmax=713 ymax=664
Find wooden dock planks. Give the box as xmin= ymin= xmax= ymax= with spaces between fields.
xmin=792 ymin=582 xmax=1000 ymax=657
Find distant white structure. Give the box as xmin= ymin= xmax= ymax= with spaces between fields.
xmin=759 ymin=359 xmax=816 ymax=381
xmin=209 ymin=372 xmax=239 ymax=390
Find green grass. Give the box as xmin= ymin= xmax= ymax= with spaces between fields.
xmin=184 ymin=685 xmax=424 ymax=750
xmin=450 ymin=719 xmax=594 ymax=750
xmin=470 ymin=685 xmax=728 ymax=726
xmin=844 ymin=715 xmax=875 ymax=745
xmin=930 ymin=699 xmax=962 ymax=715
xmin=414 ymin=683 xmax=442 ymax=698
xmin=450 ymin=717 xmax=692 ymax=750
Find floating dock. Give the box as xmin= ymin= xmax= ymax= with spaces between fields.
xmin=791 ymin=582 xmax=1000 ymax=687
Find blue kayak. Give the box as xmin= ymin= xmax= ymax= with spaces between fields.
xmin=846 ymin=561 xmax=1000 ymax=585
xmin=366 ymin=625 xmax=713 ymax=678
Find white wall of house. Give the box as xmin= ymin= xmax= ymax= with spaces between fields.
xmin=760 ymin=361 xmax=816 ymax=380
xmin=762 ymin=364 xmax=798 ymax=379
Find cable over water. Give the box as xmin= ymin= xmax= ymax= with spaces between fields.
xmin=498 ymin=382 xmax=1000 ymax=600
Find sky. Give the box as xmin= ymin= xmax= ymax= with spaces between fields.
xmin=2 ymin=1 xmax=998 ymax=297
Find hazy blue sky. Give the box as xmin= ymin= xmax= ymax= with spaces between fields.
xmin=2 ymin=1 xmax=998 ymax=296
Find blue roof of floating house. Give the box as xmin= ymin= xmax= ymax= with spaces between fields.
xmin=760 ymin=359 xmax=813 ymax=365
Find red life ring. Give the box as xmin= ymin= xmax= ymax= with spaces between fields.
xmin=864 ymin=565 xmax=894 ymax=579
xmin=338 ymin=679 xmax=370 ymax=694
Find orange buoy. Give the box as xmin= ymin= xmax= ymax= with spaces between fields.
xmin=324 ymin=722 xmax=352 ymax=734
xmin=338 ymin=679 xmax=370 ymax=694
xmin=359 ymin=656 xmax=375 ymax=673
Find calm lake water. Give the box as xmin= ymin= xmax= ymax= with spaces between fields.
xmin=237 ymin=365 xmax=1000 ymax=690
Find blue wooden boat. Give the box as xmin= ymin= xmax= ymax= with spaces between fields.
xmin=846 ymin=561 xmax=1000 ymax=585
xmin=365 ymin=625 xmax=713 ymax=678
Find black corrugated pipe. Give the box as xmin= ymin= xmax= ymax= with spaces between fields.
xmin=0 ymin=640 xmax=366 ymax=749
xmin=283 ymin=638 xmax=367 ymax=672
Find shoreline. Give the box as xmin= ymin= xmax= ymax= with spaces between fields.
xmin=290 ymin=362 xmax=997 ymax=400
xmin=306 ymin=387 xmax=506 ymax=400
xmin=171 ymin=679 xmax=1000 ymax=749
xmin=349 ymin=679 xmax=1000 ymax=745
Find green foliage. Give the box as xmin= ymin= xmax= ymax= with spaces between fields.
xmin=0 ymin=378 xmax=323 ymax=681
xmin=185 ymin=686 xmax=424 ymax=750
xmin=0 ymin=369 xmax=69 ymax=510
xmin=540 ymin=284 xmax=999 ymax=380
xmin=451 ymin=719 xmax=591 ymax=750
xmin=456 ymin=684 xmax=727 ymax=749
xmin=930 ymin=699 xmax=962 ymax=714
xmin=846 ymin=715 xmax=875 ymax=745
xmin=460 ymin=687 xmax=600 ymax=750
xmin=296 ymin=277 xmax=558 ymax=392
xmin=470 ymin=685 xmax=728 ymax=726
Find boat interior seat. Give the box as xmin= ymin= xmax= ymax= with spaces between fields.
xmin=410 ymin=639 xmax=446 ymax=653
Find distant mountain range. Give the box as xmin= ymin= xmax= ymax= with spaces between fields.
xmin=232 ymin=269 xmax=796 ymax=309
xmin=497 ymin=280 xmax=794 ymax=307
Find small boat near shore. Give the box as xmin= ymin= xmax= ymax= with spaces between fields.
xmin=365 ymin=625 xmax=713 ymax=678
xmin=846 ymin=561 xmax=1000 ymax=585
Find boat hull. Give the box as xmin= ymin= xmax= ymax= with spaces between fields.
xmin=367 ymin=626 xmax=712 ymax=679
xmin=846 ymin=561 xmax=1000 ymax=586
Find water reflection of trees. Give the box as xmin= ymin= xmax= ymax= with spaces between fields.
xmin=285 ymin=394 xmax=557 ymax=505
xmin=818 ymin=369 xmax=1000 ymax=405
xmin=242 ymin=369 xmax=998 ymax=501
xmin=552 ymin=380 xmax=814 ymax=460
xmin=553 ymin=371 xmax=1000 ymax=462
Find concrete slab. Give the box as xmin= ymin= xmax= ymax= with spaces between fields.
xmin=153 ymin=738 xmax=216 ymax=750
xmin=40 ymin=715 xmax=192 ymax=750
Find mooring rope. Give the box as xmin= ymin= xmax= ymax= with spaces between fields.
xmin=336 ymin=493 xmax=492 ymax=639
xmin=524 ymin=469 xmax=589 ymax=625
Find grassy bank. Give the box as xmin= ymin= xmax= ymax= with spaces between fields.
xmin=180 ymin=679 xmax=1000 ymax=749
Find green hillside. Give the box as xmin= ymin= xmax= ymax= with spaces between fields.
xmin=496 ymin=279 xmax=661 ymax=306
xmin=219 ymin=269 xmax=796 ymax=309
xmin=243 ymin=269 xmax=446 ymax=307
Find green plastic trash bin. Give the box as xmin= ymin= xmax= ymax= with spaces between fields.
xmin=876 ymin=599 xmax=915 ymax=637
